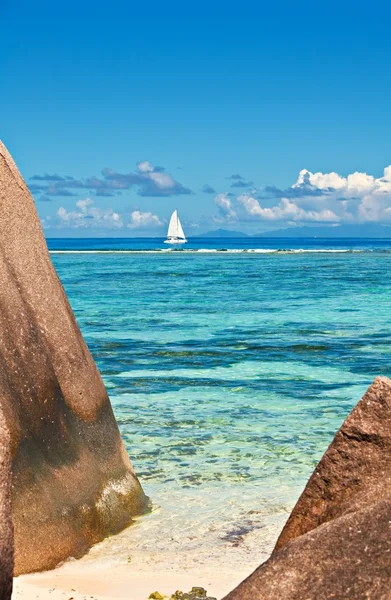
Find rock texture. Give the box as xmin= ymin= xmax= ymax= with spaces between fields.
xmin=274 ymin=375 xmax=391 ymax=551
xmin=0 ymin=410 xmax=13 ymax=600
xmin=224 ymin=377 xmax=391 ymax=600
xmin=0 ymin=141 xmax=148 ymax=575
xmin=224 ymin=497 xmax=391 ymax=600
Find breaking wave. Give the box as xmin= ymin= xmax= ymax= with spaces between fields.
xmin=49 ymin=248 xmax=374 ymax=255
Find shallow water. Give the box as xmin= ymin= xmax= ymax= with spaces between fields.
xmin=49 ymin=238 xmax=391 ymax=569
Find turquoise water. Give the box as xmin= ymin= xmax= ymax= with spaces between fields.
xmin=49 ymin=239 xmax=391 ymax=561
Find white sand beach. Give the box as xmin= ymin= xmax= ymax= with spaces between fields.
xmin=13 ymin=503 xmax=287 ymax=600
xmin=14 ymin=567 xmax=247 ymax=600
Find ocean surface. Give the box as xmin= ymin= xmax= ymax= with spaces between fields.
xmin=47 ymin=237 xmax=391 ymax=572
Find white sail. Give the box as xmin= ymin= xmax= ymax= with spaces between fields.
xmin=167 ymin=210 xmax=179 ymax=238
xmin=165 ymin=210 xmax=187 ymax=244
xmin=176 ymin=215 xmax=185 ymax=240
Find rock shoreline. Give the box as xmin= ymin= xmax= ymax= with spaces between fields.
xmin=224 ymin=377 xmax=391 ymax=600
xmin=0 ymin=140 xmax=390 ymax=597
xmin=0 ymin=140 xmax=147 ymax=594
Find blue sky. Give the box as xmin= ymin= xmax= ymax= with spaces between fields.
xmin=2 ymin=1 xmax=391 ymax=236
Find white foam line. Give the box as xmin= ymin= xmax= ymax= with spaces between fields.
xmin=49 ymin=248 xmax=371 ymax=254
xmin=49 ymin=250 xmax=173 ymax=254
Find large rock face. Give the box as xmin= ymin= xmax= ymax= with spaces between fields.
xmin=274 ymin=376 xmax=391 ymax=551
xmin=0 ymin=410 xmax=13 ymax=600
xmin=224 ymin=377 xmax=391 ymax=600
xmin=224 ymin=497 xmax=391 ymax=600
xmin=0 ymin=141 xmax=148 ymax=574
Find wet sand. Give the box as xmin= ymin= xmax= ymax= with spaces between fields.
xmin=13 ymin=509 xmax=286 ymax=600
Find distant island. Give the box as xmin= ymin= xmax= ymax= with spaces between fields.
xmin=192 ymin=228 xmax=249 ymax=238
xmin=193 ymin=224 xmax=391 ymax=239
xmin=255 ymin=223 xmax=391 ymax=238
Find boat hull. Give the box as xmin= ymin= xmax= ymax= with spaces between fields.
xmin=164 ymin=239 xmax=187 ymax=244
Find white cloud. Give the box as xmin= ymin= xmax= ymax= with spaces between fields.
xmin=76 ymin=198 xmax=94 ymax=211
xmin=214 ymin=193 xmax=237 ymax=221
xmin=57 ymin=198 xmax=123 ymax=228
xmin=292 ymin=165 xmax=391 ymax=223
xmin=56 ymin=200 xmax=163 ymax=230
xmin=237 ymin=194 xmax=339 ymax=222
xmin=293 ymin=167 xmax=391 ymax=197
xmin=148 ymin=171 xmax=177 ymax=190
xmin=212 ymin=165 xmax=391 ymax=226
xmin=130 ymin=161 xmax=192 ymax=196
xmin=128 ymin=210 xmax=162 ymax=228
xmin=136 ymin=161 xmax=154 ymax=173
xmin=294 ymin=169 xmax=348 ymax=191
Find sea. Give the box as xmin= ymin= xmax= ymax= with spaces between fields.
xmin=47 ymin=236 xmax=391 ymax=575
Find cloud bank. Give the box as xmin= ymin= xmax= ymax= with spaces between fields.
xmin=39 ymin=161 xmax=391 ymax=233
xmin=30 ymin=161 xmax=193 ymax=199
xmin=215 ymin=165 xmax=391 ymax=226
xmin=56 ymin=199 xmax=162 ymax=230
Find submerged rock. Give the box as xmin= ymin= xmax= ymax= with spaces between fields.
xmin=177 ymin=588 xmax=215 ymax=600
xmin=224 ymin=377 xmax=391 ymax=599
xmin=0 ymin=141 xmax=148 ymax=574
xmin=149 ymin=588 xmax=217 ymax=600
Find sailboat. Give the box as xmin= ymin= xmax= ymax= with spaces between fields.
xmin=164 ymin=210 xmax=187 ymax=244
